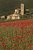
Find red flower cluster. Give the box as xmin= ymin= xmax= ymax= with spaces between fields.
xmin=0 ymin=20 xmax=33 ymax=50
xmin=0 ymin=20 xmax=33 ymax=28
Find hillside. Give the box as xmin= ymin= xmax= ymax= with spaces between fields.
xmin=0 ymin=0 xmax=33 ymax=16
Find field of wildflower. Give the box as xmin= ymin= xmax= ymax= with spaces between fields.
xmin=0 ymin=20 xmax=33 ymax=50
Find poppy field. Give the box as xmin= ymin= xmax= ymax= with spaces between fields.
xmin=0 ymin=20 xmax=33 ymax=50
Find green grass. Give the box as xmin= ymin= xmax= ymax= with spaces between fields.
xmin=0 ymin=26 xmax=33 ymax=50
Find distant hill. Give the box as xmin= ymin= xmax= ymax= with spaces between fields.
xmin=0 ymin=0 xmax=33 ymax=16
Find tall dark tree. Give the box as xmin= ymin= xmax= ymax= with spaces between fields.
xmin=28 ymin=0 xmax=31 ymax=9
xmin=20 ymin=0 xmax=24 ymax=3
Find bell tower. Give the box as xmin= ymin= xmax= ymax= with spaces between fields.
xmin=21 ymin=0 xmax=24 ymax=15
